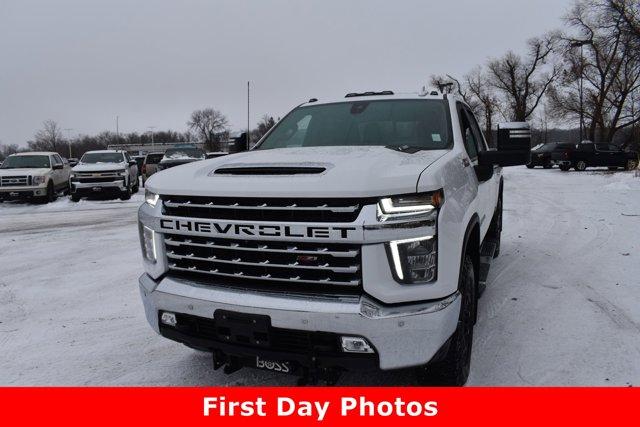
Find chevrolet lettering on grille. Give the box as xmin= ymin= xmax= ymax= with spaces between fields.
xmin=159 ymin=218 xmax=357 ymax=239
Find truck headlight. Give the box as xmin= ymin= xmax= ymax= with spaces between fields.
xmin=117 ymin=169 xmax=128 ymax=177
xmin=145 ymin=190 xmax=159 ymax=207
xmin=377 ymin=191 xmax=442 ymax=222
xmin=388 ymin=236 xmax=437 ymax=283
xmin=140 ymin=225 xmax=157 ymax=263
xmin=32 ymin=176 xmax=46 ymax=186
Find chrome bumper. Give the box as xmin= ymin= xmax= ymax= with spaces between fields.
xmin=139 ymin=273 xmax=460 ymax=370
xmin=71 ymin=180 xmax=126 ymax=191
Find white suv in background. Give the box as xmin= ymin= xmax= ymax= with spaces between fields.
xmin=69 ymin=150 xmax=139 ymax=201
xmin=0 ymin=151 xmax=71 ymax=203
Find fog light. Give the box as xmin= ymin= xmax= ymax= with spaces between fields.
xmin=160 ymin=312 xmax=177 ymax=327
xmin=341 ymin=336 xmax=374 ymax=353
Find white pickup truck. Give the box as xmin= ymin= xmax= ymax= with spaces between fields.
xmin=69 ymin=150 xmax=139 ymax=201
xmin=137 ymin=91 xmax=530 ymax=385
xmin=0 ymin=151 xmax=71 ymax=203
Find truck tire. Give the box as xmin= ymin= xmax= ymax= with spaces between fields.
xmin=626 ymin=159 xmax=638 ymax=171
xmin=132 ymin=177 xmax=140 ymax=193
xmin=575 ymin=161 xmax=587 ymax=171
xmin=559 ymin=164 xmax=570 ymax=171
xmin=417 ymin=255 xmax=476 ymax=386
xmin=492 ymin=194 xmax=502 ymax=258
xmin=120 ymin=185 xmax=132 ymax=201
xmin=71 ymin=194 xmax=80 ymax=202
xmin=526 ymin=164 xmax=534 ymax=169
xmin=39 ymin=182 xmax=56 ymax=204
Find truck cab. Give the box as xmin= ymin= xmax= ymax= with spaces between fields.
xmin=137 ymin=91 xmax=529 ymax=385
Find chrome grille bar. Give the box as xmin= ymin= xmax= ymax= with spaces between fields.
xmin=168 ymin=263 xmax=361 ymax=287
xmin=164 ymin=200 xmax=359 ymax=213
xmin=164 ymin=237 xmax=359 ymax=258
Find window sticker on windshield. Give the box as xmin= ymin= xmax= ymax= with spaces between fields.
xmin=432 ymin=134 xmax=442 ymax=142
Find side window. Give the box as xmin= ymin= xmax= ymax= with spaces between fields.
xmin=458 ymin=105 xmax=479 ymax=159
xmin=465 ymin=109 xmax=488 ymax=152
xmin=51 ymin=155 xmax=62 ymax=166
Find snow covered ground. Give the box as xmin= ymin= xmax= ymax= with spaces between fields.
xmin=1 ymin=167 xmax=639 ymax=386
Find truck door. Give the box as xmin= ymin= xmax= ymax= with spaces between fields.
xmin=607 ymin=144 xmax=625 ymax=167
xmin=457 ymin=104 xmax=497 ymax=238
xmin=593 ymin=143 xmax=609 ymax=166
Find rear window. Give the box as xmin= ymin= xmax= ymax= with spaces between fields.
xmin=162 ymin=148 xmax=205 ymax=160
xmin=145 ymin=153 xmax=164 ymax=164
xmin=256 ymin=99 xmax=452 ymax=150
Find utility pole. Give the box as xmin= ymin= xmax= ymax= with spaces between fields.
xmin=116 ymin=116 xmax=119 ymax=139
xmin=64 ymin=128 xmax=73 ymax=158
xmin=247 ymin=81 xmax=251 ymax=151
xmin=147 ymin=126 xmax=156 ymax=148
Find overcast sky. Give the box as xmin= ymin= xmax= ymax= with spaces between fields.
xmin=0 ymin=0 xmax=573 ymax=146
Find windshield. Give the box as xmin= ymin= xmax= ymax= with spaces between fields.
xmin=162 ymin=148 xmax=205 ymax=160
xmin=256 ymin=99 xmax=452 ymax=150
xmin=1 ymin=155 xmax=51 ymax=169
xmin=80 ymin=152 xmax=125 ymax=164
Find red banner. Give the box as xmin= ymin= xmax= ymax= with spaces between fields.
xmin=1 ymin=387 xmax=636 ymax=426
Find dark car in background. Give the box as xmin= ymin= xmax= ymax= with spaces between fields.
xmin=528 ymin=142 xmax=574 ymax=169
xmin=156 ymin=147 xmax=206 ymax=172
xmin=552 ymin=142 xmax=639 ymax=171
xmin=141 ymin=152 xmax=164 ymax=186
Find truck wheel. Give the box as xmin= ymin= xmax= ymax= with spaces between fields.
xmin=120 ymin=185 xmax=132 ymax=201
xmin=39 ymin=182 xmax=56 ymax=204
xmin=575 ymin=161 xmax=587 ymax=171
xmin=417 ymin=255 xmax=476 ymax=386
xmin=492 ymin=195 xmax=502 ymax=258
xmin=132 ymin=178 xmax=140 ymax=193
xmin=626 ymin=160 xmax=638 ymax=171
xmin=559 ymin=164 xmax=570 ymax=171
xmin=526 ymin=164 xmax=534 ymax=169
xmin=71 ymin=194 xmax=80 ymax=202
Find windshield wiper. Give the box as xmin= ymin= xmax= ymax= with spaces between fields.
xmin=385 ymin=145 xmax=425 ymax=154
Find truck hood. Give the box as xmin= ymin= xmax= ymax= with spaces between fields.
xmin=72 ymin=162 xmax=127 ymax=173
xmin=0 ymin=167 xmax=50 ymax=176
xmin=146 ymin=146 xmax=448 ymax=198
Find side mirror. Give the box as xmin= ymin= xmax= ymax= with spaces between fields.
xmin=474 ymin=164 xmax=494 ymax=182
xmin=129 ymin=160 xmax=137 ymax=166
xmin=52 ymin=164 xmax=63 ymax=170
xmin=479 ymin=122 xmax=531 ymax=167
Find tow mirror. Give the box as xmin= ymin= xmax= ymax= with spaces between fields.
xmin=129 ymin=160 xmax=137 ymax=166
xmin=479 ymin=122 xmax=531 ymax=167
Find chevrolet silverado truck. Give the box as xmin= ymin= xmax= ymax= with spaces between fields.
xmin=0 ymin=151 xmax=70 ymax=203
xmin=70 ymin=150 xmax=139 ymax=201
xmin=138 ymin=91 xmax=530 ymax=385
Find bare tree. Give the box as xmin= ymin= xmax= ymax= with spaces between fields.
xmin=464 ymin=67 xmax=501 ymax=147
xmin=0 ymin=143 xmax=20 ymax=161
xmin=430 ymin=70 xmax=500 ymax=146
xmin=252 ymin=115 xmax=277 ymax=141
xmin=28 ymin=120 xmax=65 ymax=152
xmin=609 ymin=0 xmax=640 ymax=41
xmin=549 ymin=0 xmax=640 ymax=142
xmin=187 ymin=108 xmax=229 ymax=151
xmin=487 ymin=34 xmax=561 ymax=121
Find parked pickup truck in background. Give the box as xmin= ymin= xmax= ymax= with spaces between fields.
xmin=0 ymin=151 xmax=71 ymax=203
xmin=156 ymin=147 xmax=206 ymax=171
xmin=552 ymin=141 xmax=639 ymax=171
xmin=70 ymin=150 xmax=139 ymax=201
xmin=137 ymin=91 xmax=530 ymax=385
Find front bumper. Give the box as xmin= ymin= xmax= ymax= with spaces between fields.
xmin=70 ymin=180 xmax=126 ymax=194
xmin=0 ymin=186 xmax=47 ymax=199
xmin=139 ymin=273 xmax=460 ymax=370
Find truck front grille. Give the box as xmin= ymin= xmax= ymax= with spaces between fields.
xmin=162 ymin=195 xmax=372 ymax=223
xmin=164 ymin=234 xmax=362 ymax=289
xmin=73 ymin=177 xmax=124 ymax=183
xmin=0 ymin=176 xmax=29 ymax=187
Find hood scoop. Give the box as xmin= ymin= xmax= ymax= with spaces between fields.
xmin=212 ymin=164 xmax=328 ymax=176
